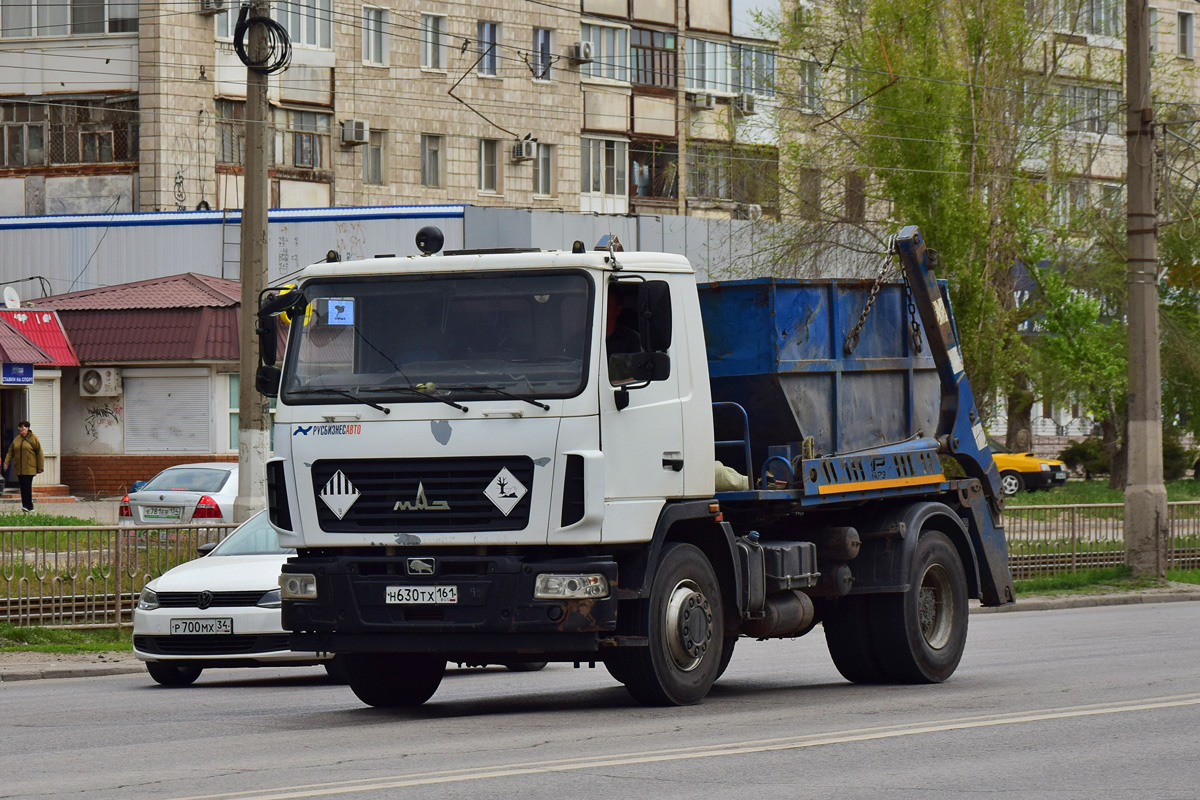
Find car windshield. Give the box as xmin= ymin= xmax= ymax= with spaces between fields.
xmin=280 ymin=272 xmax=593 ymax=403
xmin=142 ymin=468 xmax=233 ymax=493
xmin=209 ymin=511 xmax=293 ymax=556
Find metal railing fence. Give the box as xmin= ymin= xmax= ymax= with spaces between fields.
xmin=3 ymin=503 xmax=1199 ymax=627
xmin=1 ymin=523 xmax=238 ymax=627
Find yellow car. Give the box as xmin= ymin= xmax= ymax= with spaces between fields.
xmin=988 ymin=439 xmax=1069 ymax=496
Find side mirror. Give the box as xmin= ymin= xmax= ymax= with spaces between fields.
xmin=257 ymin=314 xmax=278 ymax=366
xmin=638 ymin=281 xmax=673 ymax=352
xmin=609 ymin=351 xmax=671 ymax=384
xmin=256 ymin=365 xmax=281 ymax=398
xmin=197 ymin=542 xmax=219 ymax=557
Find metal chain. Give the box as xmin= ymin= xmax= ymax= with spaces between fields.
xmin=844 ymin=239 xmax=897 ymax=356
xmin=903 ymin=271 xmax=924 ymax=354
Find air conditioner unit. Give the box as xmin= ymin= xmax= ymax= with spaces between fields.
xmin=570 ymin=41 xmax=594 ymax=63
xmin=80 ymin=367 xmax=122 ymax=397
xmin=689 ymin=93 xmax=716 ymax=111
xmin=735 ymin=203 xmax=763 ymax=222
xmin=511 ymin=140 xmax=536 ymax=162
xmin=734 ymin=93 xmax=758 ymax=115
xmin=340 ymin=119 xmax=369 ymax=145
xmin=198 ymin=0 xmax=225 ymax=13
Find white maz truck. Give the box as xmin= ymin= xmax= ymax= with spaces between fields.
xmin=256 ymin=226 xmax=1014 ymax=707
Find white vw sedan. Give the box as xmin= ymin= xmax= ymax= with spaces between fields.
xmin=133 ymin=511 xmax=337 ymax=686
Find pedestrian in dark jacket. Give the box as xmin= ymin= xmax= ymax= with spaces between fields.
xmin=4 ymin=421 xmax=44 ymax=512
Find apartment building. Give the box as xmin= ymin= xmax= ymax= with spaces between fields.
xmin=0 ymin=0 xmax=781 ymax=220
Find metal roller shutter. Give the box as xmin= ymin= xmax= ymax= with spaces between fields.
xmin=125 ymin=376 xmax=211 ymax=453
xmin=28 ymin=379 xmax=56 ymax=455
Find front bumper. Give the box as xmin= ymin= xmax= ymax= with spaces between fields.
xmin=282 ymin=552 xmax=619 ymax=657
xmin=132 ymin=607 xmax=325 ymax=664
xmin=1023 ymin=467 xmax=1069 ymax=490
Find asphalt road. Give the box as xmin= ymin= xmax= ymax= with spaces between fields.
xmin=5 ymin=603 xmax=1199 ymax=800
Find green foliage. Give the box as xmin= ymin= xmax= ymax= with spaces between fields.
xmin=1162 ymin=432 xmax=1196 ymax=482
xmin=1168 ymin=569 xmax=1200 ymax=585
xmin=1012 ymin=566 xmax=1164 ymax=596
xmin=1057 ymin=438 xmax=1109 ymax=476
xmin=0 ymin=511 xmax=99 ymax=527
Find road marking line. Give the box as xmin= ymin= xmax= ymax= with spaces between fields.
xmin=170 ymin=693 xmax=1200 ymax=800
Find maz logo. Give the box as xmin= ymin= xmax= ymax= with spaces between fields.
xmin=407 ymin=558 xmax=435 ymax=575
xmin=394 ymin=482 xmax=450 ymax=512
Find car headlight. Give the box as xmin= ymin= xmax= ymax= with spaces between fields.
xmin=280 ymin=573 xmax=318 ymax=600
xmin=533 ymin=573 xmax=609 ymax=599
xmin=257 ymin=588 xmax=282 ymax=608
xmin=1040 ymin=463 xmax=1051 ymax=472
xmin=137 ymin=587 xmax=159 ymax=611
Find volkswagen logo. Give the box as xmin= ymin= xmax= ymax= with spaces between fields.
xmin=197 ymin=590 xmax=214 ymax=609
xmin=407 ymin=558 xmax=435 ymax=576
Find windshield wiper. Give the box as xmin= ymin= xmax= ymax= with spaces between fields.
xmin=360 ymin=385 xmax=469 ymax=413
xmin=442 ymin=385 xmax=549 ymax=411
xmin=289 ymin=387 xmax=390 ymax=415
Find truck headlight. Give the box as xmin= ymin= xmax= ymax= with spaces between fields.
xmin=280 ymin=573 xmax=318 ymax=600
xmin=534 ymin=573 xmax=609 ymax=599
xmin=137 ymin=587 xmax=159 ymax=611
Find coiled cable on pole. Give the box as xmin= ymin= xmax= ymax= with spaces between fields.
xmin=234 ymin=3 xmax=292 ymax=75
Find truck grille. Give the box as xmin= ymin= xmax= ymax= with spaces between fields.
xmin=311 ymin=457 xmax=534 ymax=533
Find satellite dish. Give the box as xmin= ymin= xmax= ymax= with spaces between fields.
xmin=3 ymin=287 xmax=19 ymax=309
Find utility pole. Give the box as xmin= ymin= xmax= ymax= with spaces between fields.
xmin=233 ymin=0 xmax=271 ymax=523
xmin=1124 ymin=0 xmax=1167 ymax=577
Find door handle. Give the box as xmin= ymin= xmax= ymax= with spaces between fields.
xmin=662 ymin=452 xmax=683 ymax=472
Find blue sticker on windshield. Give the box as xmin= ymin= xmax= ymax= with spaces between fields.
xmin=326 ymin=298 xmax=355 ymax=326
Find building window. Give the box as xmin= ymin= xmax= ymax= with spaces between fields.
xmin=533 ymin=142 xmax=553 ymax=195
xmin=533 ymin=27 xmax=552 ymax=80
xmin=479 ymin=138 xmax=499 ymax=192
xmin=1 ymin=102 xmax=46 ymax=167
xmin=582 ymin=137 xmax=627 ymax=197
xmin=227 ymin=374 xmax=275 ymax=451
xmin=632 ymin=141 xmax=678 ymax=198
xmin=581 ymin=22 xmax=629 ymax=82
xmin=216 ymin=99 xmax=245 ymax=165
xmin=799 ymin=168 xmax=820 ymax=220
xmin=362 ymin=6 xmax=386 ymax=65
xmin=797 ymin=60 xmax=821 ymax=112
xmin=420 ymin=134 xmax=442 ymax=187
xmin=421 ymin=14 xmax=445 ymax=69
xmin=41 ymin=97 xmax=137 ymax=165
xmin=1 ymin=0 xmax=137 ymax=36
xmin=1060 ymin=83 xmax=1120 ymax=134
xmin=845 ymin=171 xmax=866 ymax=221
xmin=686 ymin=39 xmax=775 ymax=96
xmin=631 ymin=28 xmax=676 ymax=88
xmin=1180 ymin=11 xmax=1194 ymax=58
xmin=687 ymin=146 xmax=727 ymax=199
xmin=1082 ymin=0 xmax=1121 ymax=37
xmin=277 ymin=0 xmax=331 ymax=49
xmin=1149 ymin=7 xmax=1158 ymax=53
xmin=276 ymin=108 xmax=331 ymax=169
xmin=363 ymin=129 xmax=385 ymax=185
xmin=478 ymin=21 xmax=499 ymax=76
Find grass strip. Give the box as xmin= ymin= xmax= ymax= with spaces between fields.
xmin=0 ymin=622 xmax=132 ymax=652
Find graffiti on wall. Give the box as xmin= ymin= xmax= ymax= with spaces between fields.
xmin=84 ymin=401 xmax=123 ymax=442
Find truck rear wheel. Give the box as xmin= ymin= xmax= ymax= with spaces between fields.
xmin=344 ymin=653 xmax=446 ymax=708
xmin=870 ymin=531 xmax=968 ymax=683
xmin=823 ymin=595 xmax=889 ymax=683
xmin=611 ymin=543 xmax=725 ymax=706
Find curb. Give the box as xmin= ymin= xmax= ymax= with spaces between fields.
xmin=0 ymin=664 xmax=145 ymax=682
xmin=974 ymin=590 xmax=1200 ymax=613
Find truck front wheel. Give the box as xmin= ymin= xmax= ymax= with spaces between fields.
xmin=344 ymin=653 xmax=446 ymax=708
xmin=610 ymin=543 xmax=725 ymax=706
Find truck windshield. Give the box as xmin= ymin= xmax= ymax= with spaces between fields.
xmin=281 ymin=272 xmax=592 ymax=403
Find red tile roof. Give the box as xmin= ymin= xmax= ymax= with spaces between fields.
xmin=0 ymin=309 xmax=80 ymax=366
xmin=35 ymin=273 xmax=241 ymax=311
xmin=33 ymin=273 xmax=242 ymax=364
xmin=54 ymin=308 xmax=240 ymax=363
xmin=0 ymin=316 xmax=52 ymax=364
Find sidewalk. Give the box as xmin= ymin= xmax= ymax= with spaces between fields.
xmin=4 ymin=585 xmax=1199 ymax=683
